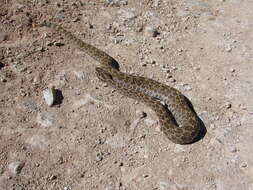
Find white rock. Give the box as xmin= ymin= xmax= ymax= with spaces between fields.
xmin=144 ymin=26 xmax=159 ymax=37
xmin=43 ymin=87 xmax=56 ymax=106
xmin=225 ymin=44 xmax=232 ymax=52
xmin=8 ymin=161 xmax=25 ymax=176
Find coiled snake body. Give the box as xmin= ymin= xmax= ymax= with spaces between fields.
xmin=41 ymin=22 xmax=201 ymax=144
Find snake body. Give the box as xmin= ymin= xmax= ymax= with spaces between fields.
xmin=41 ymin=22 xmax=201 ymax=144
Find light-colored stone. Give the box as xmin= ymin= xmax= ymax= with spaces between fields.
xmin=8 ymin=161 xmax=25 ymax=176
xmin=43 ymin=87 xmax=56 ymax=106
xmin=144 ymin=26 xmax=159 ymax=37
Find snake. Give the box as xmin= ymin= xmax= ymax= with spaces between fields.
xmin=40 ymin=21 xmax=202 ymax=144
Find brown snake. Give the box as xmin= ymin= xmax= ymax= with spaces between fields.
xmin=40 ymin=22 xmax=202 ymax=144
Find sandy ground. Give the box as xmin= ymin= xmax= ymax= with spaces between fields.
xmin=0 ymin=0 xmax=253 ymax=190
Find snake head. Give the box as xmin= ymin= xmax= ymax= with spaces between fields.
xmin=95 ymin=67 xmax=114 ymax=83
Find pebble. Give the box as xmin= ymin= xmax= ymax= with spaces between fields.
xmin=146 ymin=59 xmax=156 ymax=65
xmin=49 ymin=175 xmax=57 ymax=180
xmin=8 ymin=161 xmax=25 ymax=176
xmin=224 ymin=103 xmax=232 ymax=109
xmin=225 ymin=44 xmax=232 ymax=52
xmin=43 ymin=87 xmax=56 ymax=107
xmin=141 ymin=63 xmax=147 ymax=67
xmin=144 ymin=26 xmax=159 ymax=37
xmin=54 ymin=41 xmax=65 ymax=46
xmin=72 ymin=17 xmax=80 ymax=22
xmin=240 ymin=162 xmax=247 ymax=168
xmin=0 ymin=73 xmax=7 ymax=82
xmin=168 ymin=77 xmax=176 ymax=83
xmin=136 ymin=110 xmax=147 ymax=119
xmin=193 ymin=66 xmax=200 ymax=71
xmin=229 ymin=146 xmax=238 ymax=153
xmin=181 ymin=83 xmax=192 ymax=91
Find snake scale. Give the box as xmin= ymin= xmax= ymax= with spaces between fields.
xmin=40 ymin=22 xmax=201 ymax=144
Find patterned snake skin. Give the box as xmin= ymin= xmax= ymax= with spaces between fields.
xmin=40 ymin=22 xmax=201 ymax=144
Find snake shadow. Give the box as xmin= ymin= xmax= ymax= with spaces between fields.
xmin=183 ymin=95 xmax=207 ymax=144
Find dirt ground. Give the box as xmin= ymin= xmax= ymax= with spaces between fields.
xmin=0 ymin=0 xmax=253 ymax=189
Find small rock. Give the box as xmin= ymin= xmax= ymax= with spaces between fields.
xmin=225 ymin=44 xmax=232 ymax=52
xmin=230 ymin=68 xmax=235 ymax=73
xmin=229 ymin=146 xmax=238 ymax=153
xmin=49 ymin=175 xmax=57 ymax=180
xmin=146 ymin=59 xmax=156 ymax=65
xmin=182 ymin=83 xmax=192 ymax=91
xmin=8 ymin=161 xmax=25 ymax=176
xmin=54 ymin=41 xmax=65 ymax=46
xmin=103 ymin=83 xmax=108 ymax=87
xmin=168 ymin=78 xmax=176 ymax=83
xmin=72 ymin=17 xmax=80 ymax=22
xmin=96 ymin=152 xmax=104 ymax=161
xmin=136 ymin=110 xmax=147 ymax=119
xmin=225 ymin=103 xmax=232 ymax=109
xmin=43 ymin=87 xmax=56 ymax=106
xmin=144 ymin=26 xmax=159 ymax=37
xmin=240 ymin=162 xmax=247 ymax=168
xmin=193 ymin=66 xmax=200 ymax=71
xmin=171 ymin=66 xmax=178 ymax=71
xmin=0 ymin=73 xmax=7 ymax=82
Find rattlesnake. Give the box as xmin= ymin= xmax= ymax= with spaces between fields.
xmin=40 ymin=22 xmax=202 ymax=144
